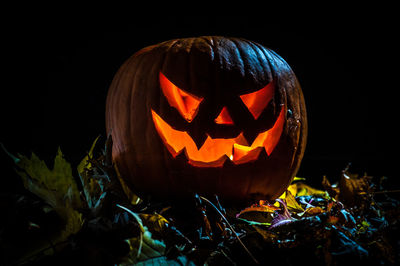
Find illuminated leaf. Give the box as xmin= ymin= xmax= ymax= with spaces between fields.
xmin=287 ymin=184 xmax=298 ymax=197
xmin=339 ymin=172 xmax=371 ymax=206
xmin=13 ymin=148 xmax=83 ymax=242
xmin=16 ymin=148 xmax=82 ymax=209
xmin=322 ymin=175 xmax=339 ymax=198
xmin=117 ymin=206 xmax=168 ymax=265
xmin=236 ymin=200 xmax=280 ymax=218
xmin=77 ymin=135 xmax=100 ymax=175
xmin=59 ymin=203 xmax=84 ymax=241
xmin=295 ymin=183 xmax=330 ymax=199
xmin=274 ymin=184 xmax=298 ymax=207
xmin=77 ymin=136 xmax=105 ymax=210
xmin=270 ymin=199 xmax=295 ymax=228
xmin=292 ymin=176 xmax=306 ymax=182
xmin=122 ymin=229 xmax=166 ymax=265
xmin=302 ymin=206 xmax=324 ymax=216
xmin=237 ymin=218 xmax=271 ymax=226
xmin=140 ymin=213 xmax=169 ymax=234
xmin=283 ymin=190 xmax=305 ymax=213
xmin=327 ymin=215 xmax=340 ymax=224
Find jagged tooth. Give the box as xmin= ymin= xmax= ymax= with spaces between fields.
xmin=232 ymin=144 xmax=263 ymax=165
xmin=189 ymin=131 xmax=208 ymax=150
xmin=234 ymin=132 xmax=249 ymax=146
xmin=174 ymin=149 xmax=188 ymax=161
xmin=232 ymin=143 xmax=251 ymax=161
xmin=222 ymin=155 xmax=235 ymax=167
xmin=242 ymin=131 xmax=259 ymax=147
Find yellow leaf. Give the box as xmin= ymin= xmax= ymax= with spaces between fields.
xmin=140 ymin=213 xmax=169 ymax=234
xmin=16 ymin=148 xmax=82 ymax=209
xmin=14 ymin=148 xmax=84 ymax=243
xmin=114 ymin=163 xmax=141 ymax=205
xmin=77 ymin=136 xmax=100 ymax=175
xmin=287 ymin=183 xmax=298 ymax=196
xmin=292 ymin=176 xmax=306 ymax=182
xmin=295 ymin=183 xmax=329 ymax=198
xmin=284 ymin=190 xmax=305 ymax=212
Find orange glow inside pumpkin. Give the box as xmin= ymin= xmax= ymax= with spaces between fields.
xmin=214 ymin=106 xmax=234 ymax=125
xmin=240 ymin=81 xmax=275 ymax=119
xmin=159 ymin=72 xmax=203 ymax=122
xmin=151 ymin=105 xmax=285 ymax=167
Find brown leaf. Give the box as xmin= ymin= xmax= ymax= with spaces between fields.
xmin=322 ymin=175 xmax=339 ymax=199
xmin=339 ymin=171 xmax=371 ymax=206
xmin=236 ymin=200 xmax=280 ymax=218
xmin=303 ymin=206 xmax=324 ymax=216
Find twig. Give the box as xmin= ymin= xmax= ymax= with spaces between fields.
xmin=199 ymin=196 xmax=259 ymax=265
xmin=116 ymin=204 xmax=144 ymax=259
xmin=359 ymin=190 xmax=400 ymax=195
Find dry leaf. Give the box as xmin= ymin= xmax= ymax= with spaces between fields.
xmin=236 ymin=200 xmax=280 ymax=218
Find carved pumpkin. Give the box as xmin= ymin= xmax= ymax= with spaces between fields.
xmin=106 ymin=36 xmax=307 ymax=201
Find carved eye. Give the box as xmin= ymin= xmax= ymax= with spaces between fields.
xmin=159 ymin=72 xmax=203 ymax=122
xmin=240 ymin=81 xmax=275 ymax=120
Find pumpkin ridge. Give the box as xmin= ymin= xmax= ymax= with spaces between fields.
xmin=227 ymin=38 xmax=246 ymax=77
xmin=200 ymin=36 xmax=215 ymax=61
xmin=291 ymin=80 xmax=307 ymax=175
xmin=152 ymin=47 xmax=175 ymax=189
xmin=245 ymin=40 xmax=273 ymax=83
xmin=126 ymin=54 xmax=150 ymax=187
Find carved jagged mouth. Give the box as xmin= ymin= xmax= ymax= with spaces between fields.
xmin=151 ymin=107 xmax=285 ymax=167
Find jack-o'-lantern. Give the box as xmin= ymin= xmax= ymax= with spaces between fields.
xmin=106 ymin=36 xmax=307 ymax=201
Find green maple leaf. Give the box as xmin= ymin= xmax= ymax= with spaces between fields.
xmin=12 ymin=147 xmax=83 ymax=242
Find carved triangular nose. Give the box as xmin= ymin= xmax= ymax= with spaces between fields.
xmin=214 ymin=106 xmax=234 ymax=125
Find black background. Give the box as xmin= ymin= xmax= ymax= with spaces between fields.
xmin=1 ymin=13 xmax=398 ymax=191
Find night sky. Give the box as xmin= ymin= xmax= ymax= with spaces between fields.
xmin=1 ymin=14 xmax=398 ymax=191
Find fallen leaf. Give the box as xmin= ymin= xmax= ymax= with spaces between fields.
xmin=303 ymin=206 xmax=324 ymax=216
xmin=237 ymin=218 xmax=271 ymax=226
xmin=13 ymin=148 xmax=83 ymax=242
xmin=339 ymin=171 xmax=371 ymax=206
xmin=117 ymin=205 xmax=167 ymax=265
xmin=295 ymin=183 xmax=330 ymax=199
xmin=140 ymin=213 xmax=169 ymax=236
xmin=77 ymin=135 xmax=100 ymax=175
xmin=16 ymin=148 xmax=82 ymax=209
xmin=236 ymin=201 xmax=280 ymax=218
xmin=322 ymin=175 xmax=339 ymax=198
xmin=270 ymin=199 xmax=295 ymax=229
xmin=284 ymin=190 xmax=305 ymax=213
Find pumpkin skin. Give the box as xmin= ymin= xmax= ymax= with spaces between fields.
xmin=106 ymin=36 xmax=307 ymax=201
